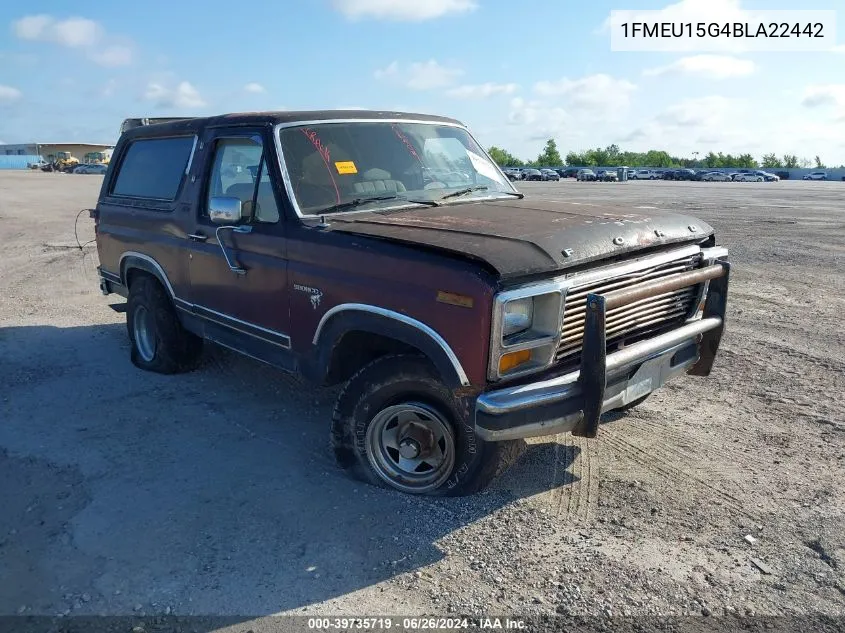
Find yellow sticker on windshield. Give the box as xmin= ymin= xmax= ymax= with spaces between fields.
xmin=335 ymin=161 xmax=358 ymax=175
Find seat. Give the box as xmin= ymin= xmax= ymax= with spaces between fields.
xmin=353 ymin=168 xmax=407 ymax=195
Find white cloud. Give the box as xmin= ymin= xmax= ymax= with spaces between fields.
xmin=446 ymin=82 xmax=518 ymax=99
xmin=12 ymin=14 xmax=132 ymax=66
xmin=332 ymin=0 xmax=477 ymax=21
xmin=643 ymin=55 xmax=755 ymax=79
xmin=0 ymin=85 xmax=23 ymax=103
xmin=12 ymin=14 xmax=53 ymax=39
xmin=374 ymin=59 xmax=463 ymax=90
xmin=144 ymin=81 xmax=206 ymax=109
xmin=534 ymin=74 xmax=637 ymax=110
xmin=243 ymin=82 xmax=266 ymax=94
xmin=89 ymin=45 xmax=133 ymax=68
xmin=801 ymin=84 xmax=845 ymax=109
xmin=14 ymin=15 xmax=101 ymax=47
xmin=51 ymin=17 xmax=101 ymax=47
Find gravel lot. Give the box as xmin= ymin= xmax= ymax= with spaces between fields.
xmin=1 ymin=171 xmax=843 ymax=625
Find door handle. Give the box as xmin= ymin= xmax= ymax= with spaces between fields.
xmin=215 ymin=225 xmax=252 ymax=275
xmin=187 ymin=232 xmax=208 ymax=242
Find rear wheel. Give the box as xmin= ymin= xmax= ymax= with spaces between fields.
xmin=332 ymin=355 xmax=523 ymax=496
xmin=127 ymin=274 xmax=203 ymax=374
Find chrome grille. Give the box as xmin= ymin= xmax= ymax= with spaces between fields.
xmin=556 ymin=252 xmax=702 ymax=363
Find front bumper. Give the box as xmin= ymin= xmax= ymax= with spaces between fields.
xmin=475 ymin=257 xmax=730 ymax=442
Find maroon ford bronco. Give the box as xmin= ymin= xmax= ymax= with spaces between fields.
xmin=93 ymin=111 xmax=730 ymax=496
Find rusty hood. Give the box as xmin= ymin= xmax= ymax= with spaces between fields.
xmin=326 ymin=197 xmax=713 ymax=280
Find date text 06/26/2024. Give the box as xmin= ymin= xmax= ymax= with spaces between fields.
xmin=609 ymin=9 xmax=837 ymax=52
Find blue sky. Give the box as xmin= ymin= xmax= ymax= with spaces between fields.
xmin=1 ymin=0 xmax=844 ymax=164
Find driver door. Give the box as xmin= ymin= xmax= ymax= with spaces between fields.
xmin=184 ymin=128 xmax=292 ymax=358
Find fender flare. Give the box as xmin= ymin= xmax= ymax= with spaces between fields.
xmin=309 ymin=304 xmax=471 ymax=389
xmin=119 ymin=252 xmax=176 ymax=298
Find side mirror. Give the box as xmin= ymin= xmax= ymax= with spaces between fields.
xmin=209 ymin=196 xmax=243 ymax=225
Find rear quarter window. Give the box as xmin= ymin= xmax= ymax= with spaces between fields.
xmin=110 ymin=136 xmax=195 ymax=200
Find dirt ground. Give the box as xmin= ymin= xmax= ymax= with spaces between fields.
xmin=1 ymin=171 xmax=843 ymax=625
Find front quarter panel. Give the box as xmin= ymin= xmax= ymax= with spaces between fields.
xmin=288 ymin=227 xmax=496 ymax=387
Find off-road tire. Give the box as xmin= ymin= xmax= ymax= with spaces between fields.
xmin=126 ymin=274 xmax=203 ymax=374
xmin=331 ymin=354 xmax=524 ymax=496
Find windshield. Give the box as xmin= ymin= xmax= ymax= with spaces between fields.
xmin=278 ymin=121 xmax=516 ymax=215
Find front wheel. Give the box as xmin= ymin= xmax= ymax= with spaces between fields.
xmin=331 ymin=355 xmax=523 ymax=496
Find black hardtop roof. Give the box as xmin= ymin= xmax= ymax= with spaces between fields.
xmin=120 ymin=110 xmax=465 ymax=140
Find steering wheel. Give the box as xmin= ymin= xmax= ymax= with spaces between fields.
xmin=423 ymin=181 xmax=447 ymax=190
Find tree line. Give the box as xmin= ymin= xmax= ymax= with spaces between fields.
xmin=488 ymin=140 xmax=841 ymax=170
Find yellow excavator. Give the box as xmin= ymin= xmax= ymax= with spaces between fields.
xmin=84 ymin=151 xmax=110 ymax=165
xmin=45 ymin=151 xmax=80 ymax=173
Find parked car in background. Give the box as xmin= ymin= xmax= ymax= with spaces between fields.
xmin=577 ymin=169 xmax=597 ymax=181
xmin=626 ymin=169 xmax=636 ymax=180
xmin=540 ymin=168 xmax=560 ymax=181
xmin=662 ymin=170 xmax=678 ymax=180
xmin=753 ymin=170 xmax=779 ymax=182
xmin=774 ymin=171 xmax=790 ymax=180
xmin=734 ymin=172 xmax=764 ymax=182
xmin=596 ymin=169 xmax=618 ymax=182
xmin=634 ymin=169 xmax=656 ymax=180
xmin=562 ymin=168 xmax=579 ymax=178
xmin=522 ymin=168 xmax=543 ymax=181
xmin=728 ymin=169 xmax=753 ymax=181
xmin=803 ymin=171 xmax=828 ymax=180
xmin=701 ymin=171 xmax=732 ymax=182
xmin=671 ymin=169 xmax=696 ymax=181
xmin=74 ymin=163 xmax=109 ymax=175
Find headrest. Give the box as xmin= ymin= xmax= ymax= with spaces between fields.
xmin=362 ymin=167 xmax=392 ymax=180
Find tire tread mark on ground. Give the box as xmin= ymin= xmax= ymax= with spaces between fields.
xmin=601 ymin=425 xmax=761 ymax=522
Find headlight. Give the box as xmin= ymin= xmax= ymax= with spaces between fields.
xmin=502 ymin=298 xmax=533 ymax=337
xmin=489 ymin=288 xmax=565 ymax=381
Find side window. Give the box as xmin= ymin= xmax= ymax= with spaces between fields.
xmin=111 ymin=137 xmax=194 ymax=200
xmin=207 ymin=138 xmax=279 ymax=223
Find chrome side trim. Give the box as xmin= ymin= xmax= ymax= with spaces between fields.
xmin=272 ymin=118 xmax=520 ymax=220
xmin=190 ymin=304 xmax=291 ymax=349
xmin=99 ymin=269 xmax=122 ymax=285
xmin=184 ymin=135 xmax=199 ymax=175
xmin=118 ymin=251 xmax=291 ymax=349
xmin=477 ymin=316 xmax=721 ymax=416
xmin=312 ymin=303 xmax=470 ymax=386
xmin=119 ymin=251 xmax=177 ymax=297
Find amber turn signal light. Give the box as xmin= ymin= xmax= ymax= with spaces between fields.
xmin=498 ymin=349 xmax=531 ymax=374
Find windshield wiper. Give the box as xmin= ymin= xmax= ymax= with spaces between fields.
xmin=318 ymin=194 xmax=438 ymax=214
xmin=440 ymin=186 xmax=488 ymax=200
xmin=440 ymin=186 xmax=524 ymax=200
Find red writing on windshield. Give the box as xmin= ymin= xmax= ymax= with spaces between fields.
xmin=302 ymin=128 xmax=331 ymax=164
xmin=301 ymin=127 xmax=340 ymax=204
xmin=392 ymin=125 xmax=422 ymax=163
